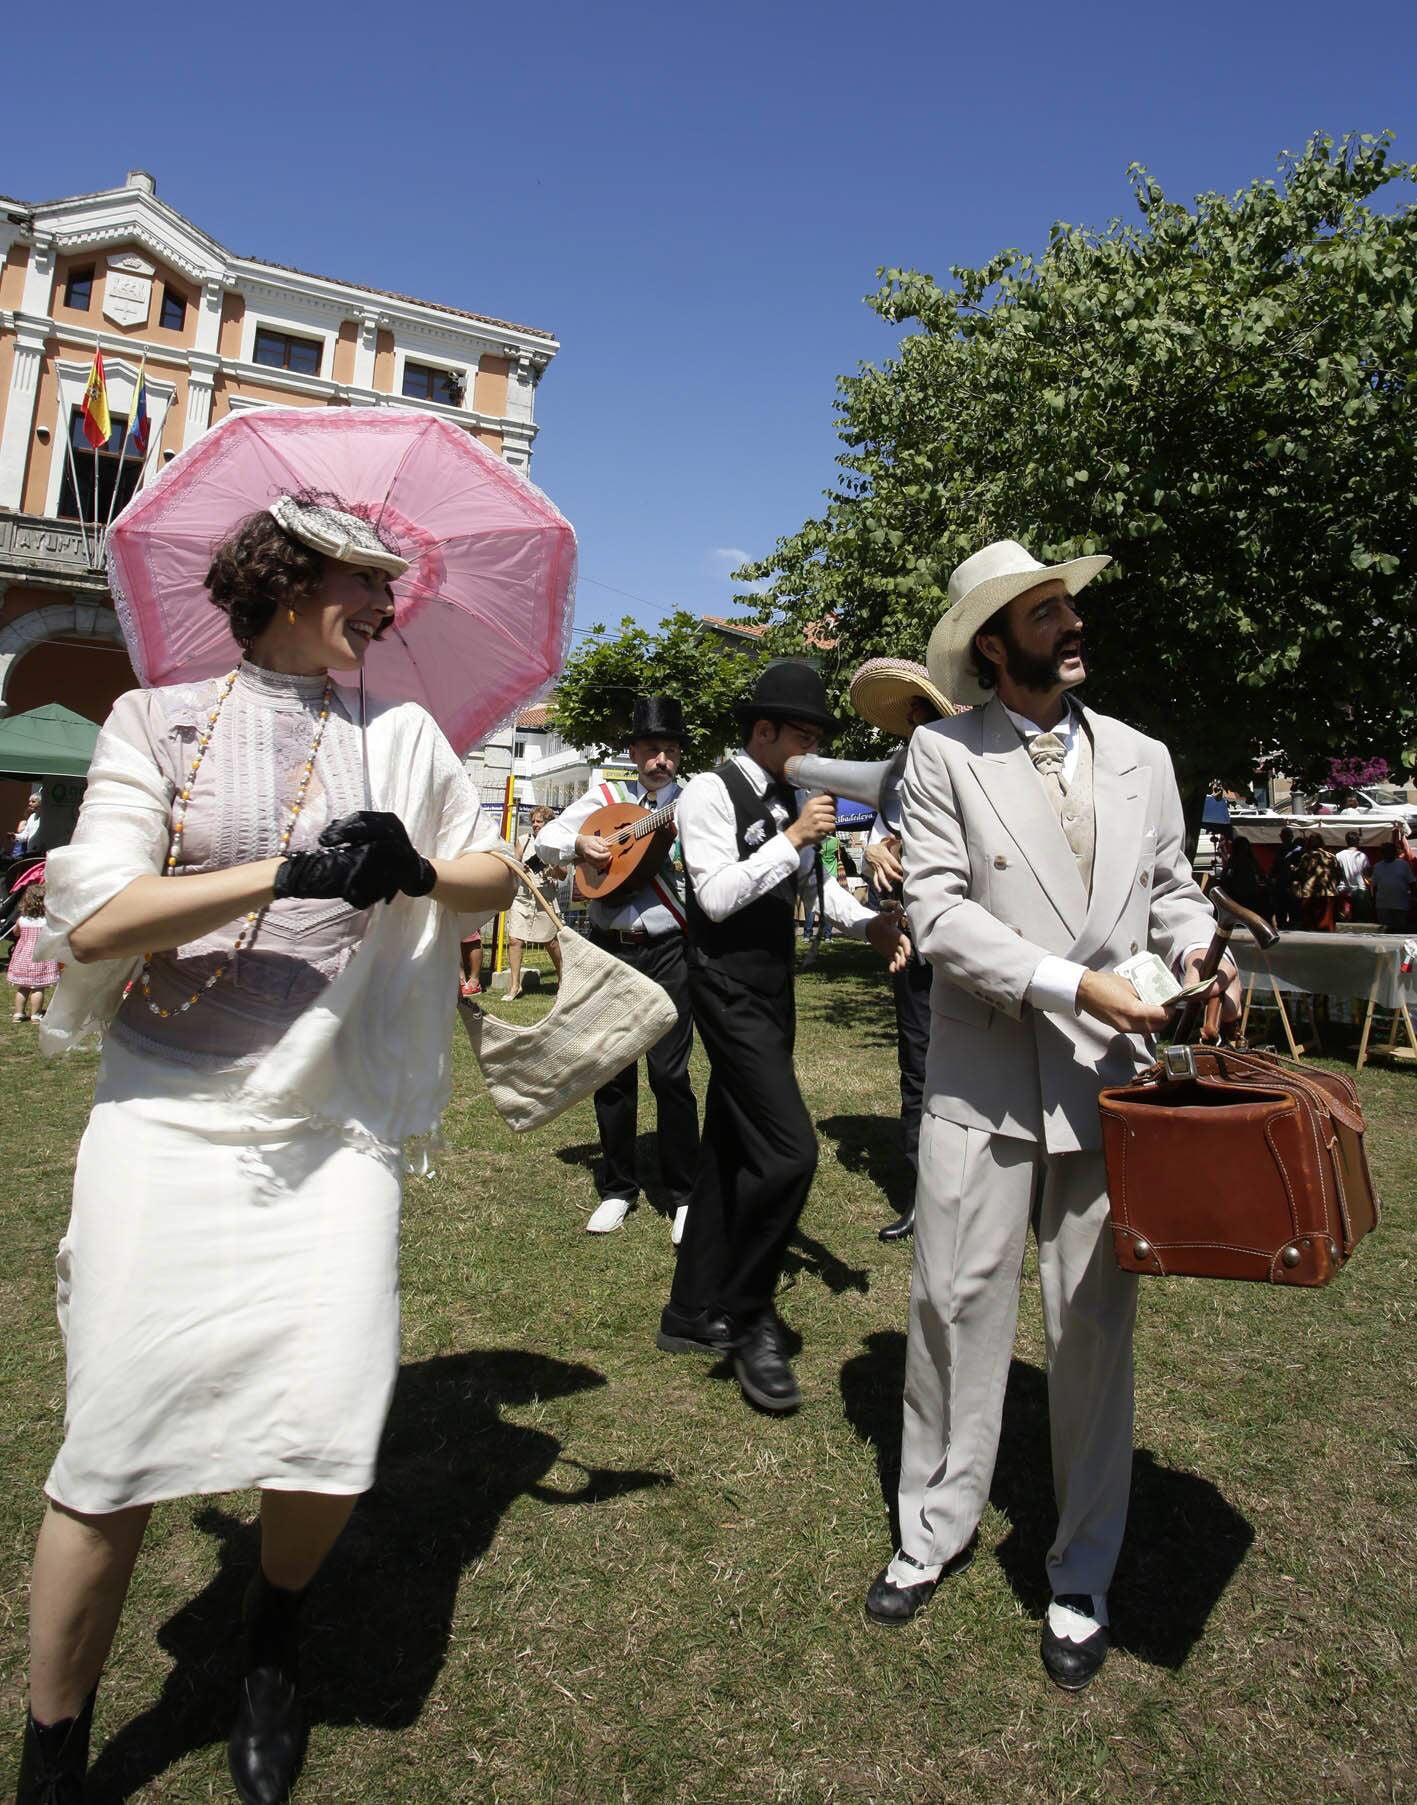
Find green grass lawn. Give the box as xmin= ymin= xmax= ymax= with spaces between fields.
xmin=2 ymin=943 xmax=1414 ymax=1802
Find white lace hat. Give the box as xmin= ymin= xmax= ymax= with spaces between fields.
xmin=925 ymin=539 xmax=1110 ymax=706
xmin=268 ymin=494 xmax=410 ymax=577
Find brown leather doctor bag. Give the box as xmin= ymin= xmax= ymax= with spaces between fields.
xmin=1100 ymin=1042 xmax=1379 ymax=1285
xmin=1097 ymin=891 xmax=1380 ymax=1287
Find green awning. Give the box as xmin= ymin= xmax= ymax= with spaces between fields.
xmin=0 ymin=704 xmax=101 ymax=778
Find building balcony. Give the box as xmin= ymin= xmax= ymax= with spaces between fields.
xmin=0 ymin=509 xmax=110 ymax=596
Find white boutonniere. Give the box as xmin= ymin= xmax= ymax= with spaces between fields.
xmin=745 ymin=820 xmax=769 ymax=849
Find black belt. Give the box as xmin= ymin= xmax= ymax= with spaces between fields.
xmin=591 ymin=926 xmax=681 ymax=947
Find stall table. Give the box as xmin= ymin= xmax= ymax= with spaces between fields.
xmin=1229 ymin=930 xmax=1417 ymax=1067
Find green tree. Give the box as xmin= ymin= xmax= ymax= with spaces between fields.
xmin=551 ymin=611 xmax=758 ymax=760
xmin=742 ymin=133 xmax=1417 ymax=799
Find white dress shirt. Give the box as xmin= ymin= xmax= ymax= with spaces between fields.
xmin=675 ymin=752 xmax=875 ymax=937
xmin=1002 ymin=699 xmax=1217 ymax=1015
xmin=535 ymin=777 xmax=684 ymax=937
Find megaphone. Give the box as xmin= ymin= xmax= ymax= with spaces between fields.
xmin=784 ymin=750 xmax=903 ymax=812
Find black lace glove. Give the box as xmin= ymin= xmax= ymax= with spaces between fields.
xmin=319 ymin=810 xmax=437 ymax=898
xmin=273 ymin=842 xmax=401 ymax=910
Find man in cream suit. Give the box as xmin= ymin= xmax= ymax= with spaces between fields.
xmin=862 ymin=539 xmax=1237 ymax=1690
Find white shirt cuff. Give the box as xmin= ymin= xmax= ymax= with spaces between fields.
xmin=1027 ymin=955 xmax=1088 ymax=1015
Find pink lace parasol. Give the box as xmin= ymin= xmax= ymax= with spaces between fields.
xmin=106 ymin=409 xmax=577 ymax=755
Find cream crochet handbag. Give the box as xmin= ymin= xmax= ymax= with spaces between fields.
xmin=460 ymin=853 xmax=678 ymax=1132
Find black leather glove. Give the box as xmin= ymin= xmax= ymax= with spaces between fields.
xmin=273 ymin=842 xmax=401 ymax=910
xmin=319 ymin=810 xmax=437 ymax=898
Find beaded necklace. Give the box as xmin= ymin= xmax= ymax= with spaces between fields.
xmin=140 ymin=665 xmax=335 ymax=1019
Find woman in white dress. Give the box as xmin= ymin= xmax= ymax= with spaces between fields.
xmin=15 ymin=498 xmax=515 ymax=1805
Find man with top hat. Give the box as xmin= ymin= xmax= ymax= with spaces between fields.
xmin=658 ymin=660 xmax=911 ymax=1414
xmin=862 ymin=540 xmax=1238 ymax=1689
xmin=848 ymin=658 xmax=957 ymax=1243
xmin=536 ymin=696 xmax=699 ymax=1239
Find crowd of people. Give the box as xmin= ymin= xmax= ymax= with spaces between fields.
xmin=1207 ymin=823 xmax=1417 ymax=933
xmin=3 ymin=501 xmax=1389 ymax=1801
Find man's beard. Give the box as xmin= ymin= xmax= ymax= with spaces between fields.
xmin=1001 ymin=627 xmax=1084 ymax=692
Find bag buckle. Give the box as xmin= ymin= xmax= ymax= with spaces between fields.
xmin=1161 ymin=1044 xmax=1197 ymax=1080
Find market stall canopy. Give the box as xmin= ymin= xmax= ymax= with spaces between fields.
xmin=0 ymin=704 xmax=101 ymax=778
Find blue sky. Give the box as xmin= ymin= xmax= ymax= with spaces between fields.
xmin=7 ymin=0 xmax=1415 ymax=643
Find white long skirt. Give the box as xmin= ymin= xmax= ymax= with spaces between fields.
xmin=46 ymin=1038 xmax=403 ymax=1514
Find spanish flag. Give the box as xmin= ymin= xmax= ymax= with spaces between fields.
xmin=81 ymin=350 xmax=111 ymax=450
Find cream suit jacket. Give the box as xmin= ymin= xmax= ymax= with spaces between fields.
xmin=899 ymin=696 xmax=1215 ymax=1154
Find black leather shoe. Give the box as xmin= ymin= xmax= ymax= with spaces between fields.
xmin=863 ymin=1540 xmax=975 ymax=1625
xmin=228 ymin=1573 xmax=308 ymax=1805
xmin=878 ymin=1208 xmax=915 ymax=1243
xmin=732 ymin=1313 xmax=800 ymax=1413
xmin=1040 ymin=1594 xmax=1110 ymax=1691
xmin=656 ymin=1304 xmax=734 ymax=1355
xmin=15 ymin=1689 xmax=94 ymax=1803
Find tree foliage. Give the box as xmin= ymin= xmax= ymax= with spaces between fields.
xmin=550 ymin=611 xmax=758 ymax=760
xmin=740 ymin=133 xmax=1417 ymax=789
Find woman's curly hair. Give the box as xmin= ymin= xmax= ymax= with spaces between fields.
xmin=205 ymin=491 xmax=403 ymax=649
xmin=205 ymin=510 xmax=325 ymax=649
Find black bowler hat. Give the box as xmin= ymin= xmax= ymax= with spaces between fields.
xmin=628 ymin=695 xmax=687 ymax=742
xmin=732 ymin=660 xmax=838 ymax=735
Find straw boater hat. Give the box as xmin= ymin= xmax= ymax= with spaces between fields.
xmin=849 ymin=658 xmax=957 ymax=740
xmin=925 ymin=539 xmax=1111 ymax=707
xmin=268 ymin=494 xmax=410 ymax=577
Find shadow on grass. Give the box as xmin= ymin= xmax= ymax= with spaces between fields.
xmin=86 ymin=1349 xmax=670 ymax=1803
xmin=839 ymin=1331 xmax=1253 ymax=1669
xmin=816 ymin=1112 xmax=913 ymax=1216
xmin=782 ymin=1226 xmax=870 ymax=1297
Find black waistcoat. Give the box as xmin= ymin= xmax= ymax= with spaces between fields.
xmin=684 ymin=760 xmax=798 ymax=996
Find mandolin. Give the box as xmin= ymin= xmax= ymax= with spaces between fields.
xmin=573 ymin=798 xmax=678 ymax=902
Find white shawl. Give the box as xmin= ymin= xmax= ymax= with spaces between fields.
xmin=39 ymin=688 xmax=502 ymax=1164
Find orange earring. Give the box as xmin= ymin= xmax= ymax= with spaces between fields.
xmin=287 ymin=608 xmax=298 ymax=626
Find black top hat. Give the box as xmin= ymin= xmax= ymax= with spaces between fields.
xmin=628 ymin=695 xmax=687 ymax=742
xmin=732 ymin=660 xmax=838 ymax=735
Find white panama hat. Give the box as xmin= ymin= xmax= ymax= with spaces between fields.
xmin=268 ymin=494 xmax=410 ymax=578
xmin=925 ymin=539 xmax=1111 ymax=707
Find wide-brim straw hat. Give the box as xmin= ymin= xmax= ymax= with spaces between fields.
xmin=848 ymin=658 xmax=958 ymax=739
xmin=926 ymin=539 xmax=1111 ymax=707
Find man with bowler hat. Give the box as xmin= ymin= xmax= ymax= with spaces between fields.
xmin=537 ymin=696 xmax=700 ymax=1239
xmin=659 ymin=660 xmax=910 ymax=1413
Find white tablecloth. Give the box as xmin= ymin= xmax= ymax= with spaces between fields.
xmin=1231 ymin=931 xmax=1416 ymax=1011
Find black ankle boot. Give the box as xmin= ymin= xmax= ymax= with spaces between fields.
xmin=228 ymin=1572 xmax=308 ymax=1805
xmin=15 ymin=1689 xmax=95 ymax=1804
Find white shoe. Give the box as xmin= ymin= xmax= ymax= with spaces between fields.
xmin=586 ymin=1197 xmax=632 ymax=1234
xmin=671 ymin=1204 xmax=688 ymax=1246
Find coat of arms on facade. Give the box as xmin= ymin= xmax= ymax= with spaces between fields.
xmin=103 ymin=253 xmax=155 ymax=329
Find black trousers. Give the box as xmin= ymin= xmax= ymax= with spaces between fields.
xmin=893 ymin=950 xmax=933 ymax=1183
xmin=670 ymin=963 xmax=817 ymax=1324
xmin=591 ymin=931 xmax=699 ymax=1208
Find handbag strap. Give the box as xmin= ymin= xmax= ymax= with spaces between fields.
xmin=486 ymin=848 xmax=565 ymax=933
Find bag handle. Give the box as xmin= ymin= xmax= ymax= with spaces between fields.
xmin=1173 ymin=885 xmax=1279 ymax=1045
xmin=484 ymin=847 xmax=566 ymax=934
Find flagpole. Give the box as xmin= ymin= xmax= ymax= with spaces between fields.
xmin=99 ymin=358 xmax=150 ymax=554
xmin=56 ymin=383 xmax=93 ymax=569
